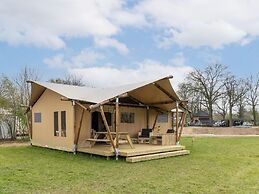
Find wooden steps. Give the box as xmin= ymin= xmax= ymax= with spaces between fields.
xmin=119 ymin=145 xmax=185 ymax=157
xmin=126 ymin=150 xmax=190 ymax=163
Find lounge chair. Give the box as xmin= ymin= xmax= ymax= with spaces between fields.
xmin=138 ymin=128 xmax=152 ymax=143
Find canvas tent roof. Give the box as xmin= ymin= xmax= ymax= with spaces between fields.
xmin=29 ymin=76 xmax=184 ymax=112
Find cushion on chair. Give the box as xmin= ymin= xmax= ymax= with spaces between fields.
xmin=167 ymin=128 xmax=175 ymax=133
xmin=139 ymin=128 xmax=152 ymax=138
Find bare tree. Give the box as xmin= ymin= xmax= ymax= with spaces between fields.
xmin=237 ymin=94 xmax=246 ymax=121
xmin=13 ymin=66 xmax=41 ymax=138
xmin=215 ymin=93 xmax=228 ymax=120
xmin=186 ymin=64 xmax=227 ymax=120
xmin=224 ymin=75 xmax=247 ymax=126
xmin=14 ymin=66 xmax=41 ymax=106
xmin=49 ymin=74 xmax=85 ymax=86
xmin=177 ymin=82 xmax=202 ymax=114
xmin=246 ymin=73 xmax=259 ymax=125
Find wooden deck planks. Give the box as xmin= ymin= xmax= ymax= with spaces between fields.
xmin=78 ymin=145 xmax=115 ymax=157
xmin=119 ymin=145 xmax=185 ymax=157
xmin=126 ymin=150 xmax=190 ymax=163
xmin=78 ymin=144 xmax=186 ymax=157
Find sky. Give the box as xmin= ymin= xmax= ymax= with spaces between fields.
xmin=0 ymin=0 xmax=259 ymax=87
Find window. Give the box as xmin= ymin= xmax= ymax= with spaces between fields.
xmin=157 ymin=113 xmax=168 ymax=123
xmin=121 ymin=112 xmax=134 ymax=123
xmin=61 ymin=111 xmax=66 ymax=137
xmin=54 ymin=111 xmax=59 ymax=136
xmin=34 ymin=113 xmax=41 ymax=123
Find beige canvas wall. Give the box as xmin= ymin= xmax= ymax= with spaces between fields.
xmin=31 ymin=89 xmax=74 ymax=152
xmin=75 ymin=104 xmax=91 ymax=146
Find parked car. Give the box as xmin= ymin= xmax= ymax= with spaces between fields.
xmin=233 ymin=120 xmax=243 ymax=126
xmin=242 ymin=122 xmax=253 ymax=126
xmin=220 ymin=120 xmax=229 ymax=127
xmin=213 ymin=121 xmax=222 ymax=127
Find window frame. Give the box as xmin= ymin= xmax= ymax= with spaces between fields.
xmin=54 ymin=111 xmax=59 ymax=136
xmin=61 ymin=111 xmax=66 ymax=137
xmin=120 ymin=112 xmax=135 ymax=123
xmin=157 ymin=113 xmax=168 ymax=123
xmin=34 ymin=112 xmax=42 ymax=123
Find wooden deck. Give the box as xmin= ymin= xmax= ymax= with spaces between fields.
xmin=78 ymin=143 xmax=189 ymax=162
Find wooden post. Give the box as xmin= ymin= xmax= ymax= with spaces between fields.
xmin=73 ymin=101 xmax=90 ymax=153
xmin=175 ymin=101 xmax=179 ymax=144
xmin=100 ymin=105 xmax=116 ymax=151
xmin=72 ymin=101 xmax=76 ymax=153
xmin=25 ymin=112 xmax=32 ymax=140
xmin=177 ymin=112 xmax=183 ymax=141
xmin=178 ymin=112 xmax=186 ymax=142
xmin=115 ymin=97 xmax=119 ymax=148
xmin=172 ymin=112 xmax=174 ymax=131
xmin=146 ymin=106 xmax=149 ymax=129
xmin=152 ymin=112 xmax=159 ymax=131
xmin=75 ymin=108 xmax=85 ymax=147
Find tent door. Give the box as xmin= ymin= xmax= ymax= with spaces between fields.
xmin=91 ymin=111 xmax=112 ymax=132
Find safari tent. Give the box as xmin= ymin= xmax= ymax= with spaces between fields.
xmin=28 ymin=76 xmax=189 ymax=162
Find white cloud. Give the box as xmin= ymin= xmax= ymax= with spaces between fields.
xmin=169 ymin=52 xmax=185 ymax=66
xmin=1 ymin=0 xmax=259 ymax=51
xmin=0 ymin=0 xmax=145 ymax=50
xmin=43 ymin=49 xmax=103 ymax=68
xmin=69 ymin=59 xmax=193 ymax=87
xmin=94 ymin=37 xmax=129 ymax=55
xmin=137 ymin=0 xmax=259 ymax=48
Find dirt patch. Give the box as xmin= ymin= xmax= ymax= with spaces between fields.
xmin=183 ymin=127 xmax=259 ymax=136
xmin=0 ymin=141 xmax=30 ymax=147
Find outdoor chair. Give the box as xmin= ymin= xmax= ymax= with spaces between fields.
xmin=138 ymin=128 xmax=152 ymax=143
xmin=166 ymin=128 xmax=175 ymax=134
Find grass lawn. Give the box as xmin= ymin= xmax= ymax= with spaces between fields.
xmin=0 ymin=137 xmax=259 ymax=194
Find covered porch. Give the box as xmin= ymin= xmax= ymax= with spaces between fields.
xmin=74 ymin=76 xmax=190 ymax=162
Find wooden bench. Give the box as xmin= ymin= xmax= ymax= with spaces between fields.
xmin=86 ymin=132 xmax=134 ymax=148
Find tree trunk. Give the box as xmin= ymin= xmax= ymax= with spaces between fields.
xmin=208 ymin=103 xmax=213 ymax=121
xmin=229 ymin=105 xmax=233 ymax=127
xmin=238 ymin=105 xmax=244 ymax=120
xmin=252 ymin=105 xmax=257 ymax=126
xmin=223 ymin=111 xmax=226 ymax=120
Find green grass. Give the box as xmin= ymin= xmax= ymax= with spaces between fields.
xmin=0 ymin=137 xmax=259 ymax=194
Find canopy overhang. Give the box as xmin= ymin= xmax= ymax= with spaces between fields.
xmin=28 ymin=76 xmax=186 ymax=112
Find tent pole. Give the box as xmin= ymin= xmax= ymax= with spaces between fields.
xmin=146 ymin=106 xmax=149 ymax=129
xmin=172 ymin=112 xmax=174 ymax=131
xmin=175 ymin=101 xmax=179 ymax=145
xmin=25 ymin=110 xmax=32 ymax=141
xmin=177 ymin=112 xmax=183 ymax=141
xmin=115 ymin=97 xmax=119 ymax=150
xmin=72 ymin=100 xmax=76 ymax=153
xmin=100 ymin=105 xmax=116 ymax=152
xmin=178 ymin=112 xmax=186 ymax=142
xmin=75 ymin=108 xmax=85 ymax=153
xmin=73 ymin=101 xmax=90 ymax=153
xmin=152 ymin=112 xmax=159 ymax=131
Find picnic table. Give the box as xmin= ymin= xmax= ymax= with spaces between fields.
xmin=87 ymin=131 xmax=134 ymax=148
